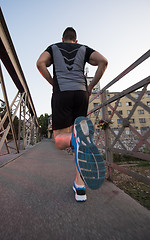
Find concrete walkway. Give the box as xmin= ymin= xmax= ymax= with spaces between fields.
xmin=0 ymin=139 xmax=150 ymax=240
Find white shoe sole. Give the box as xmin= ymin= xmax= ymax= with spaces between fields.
xmin=73 ymin=186 xmax=87 ymax=202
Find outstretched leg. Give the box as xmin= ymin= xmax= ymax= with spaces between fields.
xmin=53 ymin=126 xmax=85 ymax=186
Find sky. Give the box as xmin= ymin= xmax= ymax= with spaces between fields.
xmin=0 ymin=0 xmax=150 ymax=117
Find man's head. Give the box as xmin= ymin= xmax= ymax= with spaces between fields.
xmin=62 ymin=27 xmax=77 ymax=43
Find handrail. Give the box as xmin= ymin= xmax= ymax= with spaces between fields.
xmin=88 ymin=50 xmax=150 ymax=185
xmin=88 ymin=76 xmax=150 ymax=115
xmin=89 ymin=49 xmax=150 ymax=103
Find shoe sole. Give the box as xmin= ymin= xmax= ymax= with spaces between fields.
xmin=73 ymin=186 xmax=87 ymax=202
xmin=74 ymin=116 xmax=105 ymax=190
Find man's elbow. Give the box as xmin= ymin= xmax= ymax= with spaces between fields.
xmin=99 ymin=58 xmax=108 ymax=70
xmin=36 ymin=59 xmax=41 ymax=70
xmin=103 ymin=58 xmax=108 ymax=68
xmin=106 ymin=58 xmax=108 ymax=67
xmin=36 ymin=59 xmax=45 ymax=72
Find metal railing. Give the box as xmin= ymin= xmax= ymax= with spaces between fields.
xmin=87 ymin=49 xmax=150 ymax=185
xmin=0 ymin=8 xmax=40 ymax=155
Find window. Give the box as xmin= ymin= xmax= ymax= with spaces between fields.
xmin=117 ymin=119 xmax=122 ymax=124
xmin=147 ymin=101 xmax=150 ymax=106
xmin=118 ymin=110 xmax=123 ymax=115
xmin=138 ymin=110 xmax=144 ymax=114
xmin=135 ymin=93 xmax=140 ymax=98
xmin=93 ymin=103 xmax=99 ymax=108
xmin=130 ymin=119 xmax=135 ymax=123
xmin=127 ymin=110 xmax=131 ymax=115
xmin=108 ymin=111 xmax=111 ymax=115
xmin=92 ymin=88 xmax=98 ymax=93
xmin=118 ymin=102 xmax=122 ymax=107
xmin=141 ymin=127 xmax=149 ymax=131
xmin=126 ymin=102 xmax=132 ymax=106
xmin=139 ymin=118 xmax=146 ymax=123
xmin=146 ymin=93 xmax=150 ymax=97
xmin=107 ymin=95 xmax=110 ymax=99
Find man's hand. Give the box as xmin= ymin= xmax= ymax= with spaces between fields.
xmin=88 ymin=51 xmax=108 ymax=93
xmin=88 ymin=86 xmax=92 ymax=96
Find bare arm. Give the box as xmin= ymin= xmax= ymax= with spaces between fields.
xmin=88 ymin=51 xmax=108 ymax=95
xmin=36 ymin=51 xmax=53 ymax=86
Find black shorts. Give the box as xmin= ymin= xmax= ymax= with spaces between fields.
xmin=51 ymin=90 xmax=89 ymax=130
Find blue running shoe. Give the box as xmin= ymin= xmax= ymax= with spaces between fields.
xmin=71 ymin=116 xmax=105 ymax=190
xmin=73 ymin=182 xmax=87 ymax=202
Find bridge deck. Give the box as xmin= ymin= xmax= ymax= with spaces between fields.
xmin=0 ymin=139 xmax=150 ymax=240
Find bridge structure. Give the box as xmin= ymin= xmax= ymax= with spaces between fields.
xmin=0 ymin=8 xmax=40 ymax=155
xmin=88 ymin=49 xmax=150 ymax=186
xmin=0 ymin=8 xmax=150 ymax=240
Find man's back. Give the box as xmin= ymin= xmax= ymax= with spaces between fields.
xmin=45 ymin=42 xmax=95 ymax=92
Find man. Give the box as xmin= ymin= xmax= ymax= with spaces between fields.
xmin=37 ymin=27 xmax=108 ymax=202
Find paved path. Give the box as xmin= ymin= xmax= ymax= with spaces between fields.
xmin=0 ymin=139 xmax=150 ymax=240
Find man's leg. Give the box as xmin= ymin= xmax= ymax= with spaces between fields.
xmin=54 ymin=127 xmax=85 ymax=186
xmin=53 ymin=126 xmax=73 ymax=150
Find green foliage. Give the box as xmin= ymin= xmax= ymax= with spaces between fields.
xmin=38 ymin=113 xmax=49 ymax=137
xmin=117 ymin=180 xmax=150 ymax=210
xmin=13 ymin=116 xmax=19 ymax=139
xmin=113 ymin=153 xmax=122 ymax=162
xmin=113 ymin=153 xmax=141 ymax=163
xmin=143 ymin=146 xmax=150 ymax=154
xmin=136 ymin=161 xmax=150 ymax=167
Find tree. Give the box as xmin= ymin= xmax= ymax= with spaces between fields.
xmin=13 ymin=116 xmax=19 ymax=138
xmin=38 ymin=113 xmax=49 ymax=137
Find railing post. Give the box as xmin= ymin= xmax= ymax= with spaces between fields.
xmin=30 ymin=116 xmax=35 ymax=145
xmin=101 ymin=90 xmax=113 ymax=181
xmin=0 ymin=64 xmax=19 ymax=153
xmin=22 ymin=94 xmax=27 ymax=149
xmin=18 ymin=96 xmax=22 ymax=150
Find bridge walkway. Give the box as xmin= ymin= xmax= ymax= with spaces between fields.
xmin=0 ymin=139 xmax=150 ymax=240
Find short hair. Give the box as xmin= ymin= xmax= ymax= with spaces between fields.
xmin=62 ymin=27 xmax=77 ymax=42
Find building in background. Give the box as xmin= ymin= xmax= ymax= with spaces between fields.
xmin=87 ymin=76 xmax=150 ymax=134
xmin=105 ymin=91 xmax=150 ymax=134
